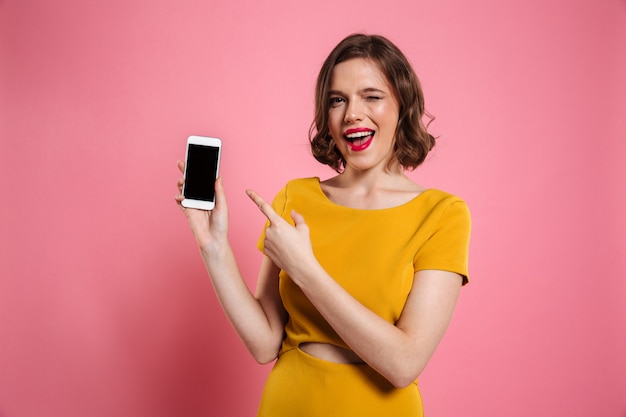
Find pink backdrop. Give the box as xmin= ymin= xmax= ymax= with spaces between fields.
xmin=1 ymin=0 xmax=625 ymax=416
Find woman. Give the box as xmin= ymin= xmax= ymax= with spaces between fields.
xmin=176 ymin=33 xmax=471 ymax=416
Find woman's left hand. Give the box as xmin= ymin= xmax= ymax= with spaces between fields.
xmin=246 ymin=189 xmax=317 ymax=283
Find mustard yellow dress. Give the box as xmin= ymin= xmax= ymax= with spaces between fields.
xmin=256 ymin=178 xmax=471 ymax=417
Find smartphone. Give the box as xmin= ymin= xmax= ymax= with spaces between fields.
xmin=182 ymin=135 xmax=222 ymax=210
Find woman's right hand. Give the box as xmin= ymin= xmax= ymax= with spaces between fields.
xmin=175 ymin=160 xmax=229 ymax=254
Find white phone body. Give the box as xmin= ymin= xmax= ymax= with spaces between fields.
xmin=182 ymin=135 xmax=222 ymax=210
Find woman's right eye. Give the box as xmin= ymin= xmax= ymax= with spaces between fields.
xmin=329 ymin=97 xmax=344 ymax=107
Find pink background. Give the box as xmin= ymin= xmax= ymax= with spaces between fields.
xmin=1 ymin=0 xmax=625 ymax=416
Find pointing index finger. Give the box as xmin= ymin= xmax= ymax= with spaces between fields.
xmin=246 ymin=189 xmax=281 ymax=223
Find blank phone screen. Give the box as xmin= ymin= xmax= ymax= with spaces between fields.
xmin=184 ymin=144 xmax=219 ymax=201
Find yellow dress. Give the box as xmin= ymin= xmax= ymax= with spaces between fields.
xmin=256 ymin=178 xmax=471 ymax=417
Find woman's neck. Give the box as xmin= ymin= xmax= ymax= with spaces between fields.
xmin=320 ymin=165 xmax=425 ymax=210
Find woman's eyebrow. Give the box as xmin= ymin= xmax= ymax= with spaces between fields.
xmin=327 ymin=87 xmax=387 ymax=96
xmin=361 ymin=87 xmax=386 ymax=94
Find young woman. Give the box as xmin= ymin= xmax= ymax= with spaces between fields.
xmin=176 ymin=33 xmax=471 ymax=416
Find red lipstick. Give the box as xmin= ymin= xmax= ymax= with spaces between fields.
xmin=344 ymin=128 xmax=374 ymax=151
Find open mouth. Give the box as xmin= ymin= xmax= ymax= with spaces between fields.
xmin=345 ymin=128 xmax=374 ymax=151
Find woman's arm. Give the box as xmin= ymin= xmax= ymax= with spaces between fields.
xmin=247 ymin=189 xmax=462 ymax=386
xmin=176 ymin=162 xmax=286 ymax=363
xmin=298 ymin=266 xmax=462 ymax=388
xmin=199 ymin=244 xmax=287 ymax=364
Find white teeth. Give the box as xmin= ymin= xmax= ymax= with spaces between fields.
xmin=345 ymin=131 xmax=373 ymax=139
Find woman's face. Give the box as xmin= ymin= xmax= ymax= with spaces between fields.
xmin=327 ymin=58 xmax=400 ymax=173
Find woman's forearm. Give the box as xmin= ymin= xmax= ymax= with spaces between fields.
xmin=294 ymin=264 xmax=461 ymax=388
xmin=199 ymin=243 xmax=284 ymax=364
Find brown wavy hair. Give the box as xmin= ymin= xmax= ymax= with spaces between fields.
xmin=309 ymin=33 xmax=436 ymax=173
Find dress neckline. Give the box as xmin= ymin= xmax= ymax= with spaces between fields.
xmin=311 ymin=177 xmax=433 ymax=212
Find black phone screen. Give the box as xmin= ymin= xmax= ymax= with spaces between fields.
xmin=184 ymin=144 xmax=219 ymax=201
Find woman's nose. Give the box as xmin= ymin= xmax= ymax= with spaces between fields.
xmin=344 ymin=100 xmax=364 ymax=123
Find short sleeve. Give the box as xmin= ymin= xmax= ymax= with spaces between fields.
xmin=413 ymin=200 xmax=471 ymax=285
xmin=256 ymin=185 xmax=289 ymax=252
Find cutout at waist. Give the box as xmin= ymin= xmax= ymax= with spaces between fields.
xmin=299 ymin=342 xmax=365 ymax=364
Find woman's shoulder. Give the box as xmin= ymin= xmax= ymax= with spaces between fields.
xmin=280 ymin=177 xmax=322 ymax=196
xmin=416 ymin=188 xmax=471 ymax=222
xmin=420 ymin=188 xmax=466 ymax=204
xmin=283 ymin=177 xmax=320 ymax=189
xmin=276 ymin=177 xmax=324 ymax=202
